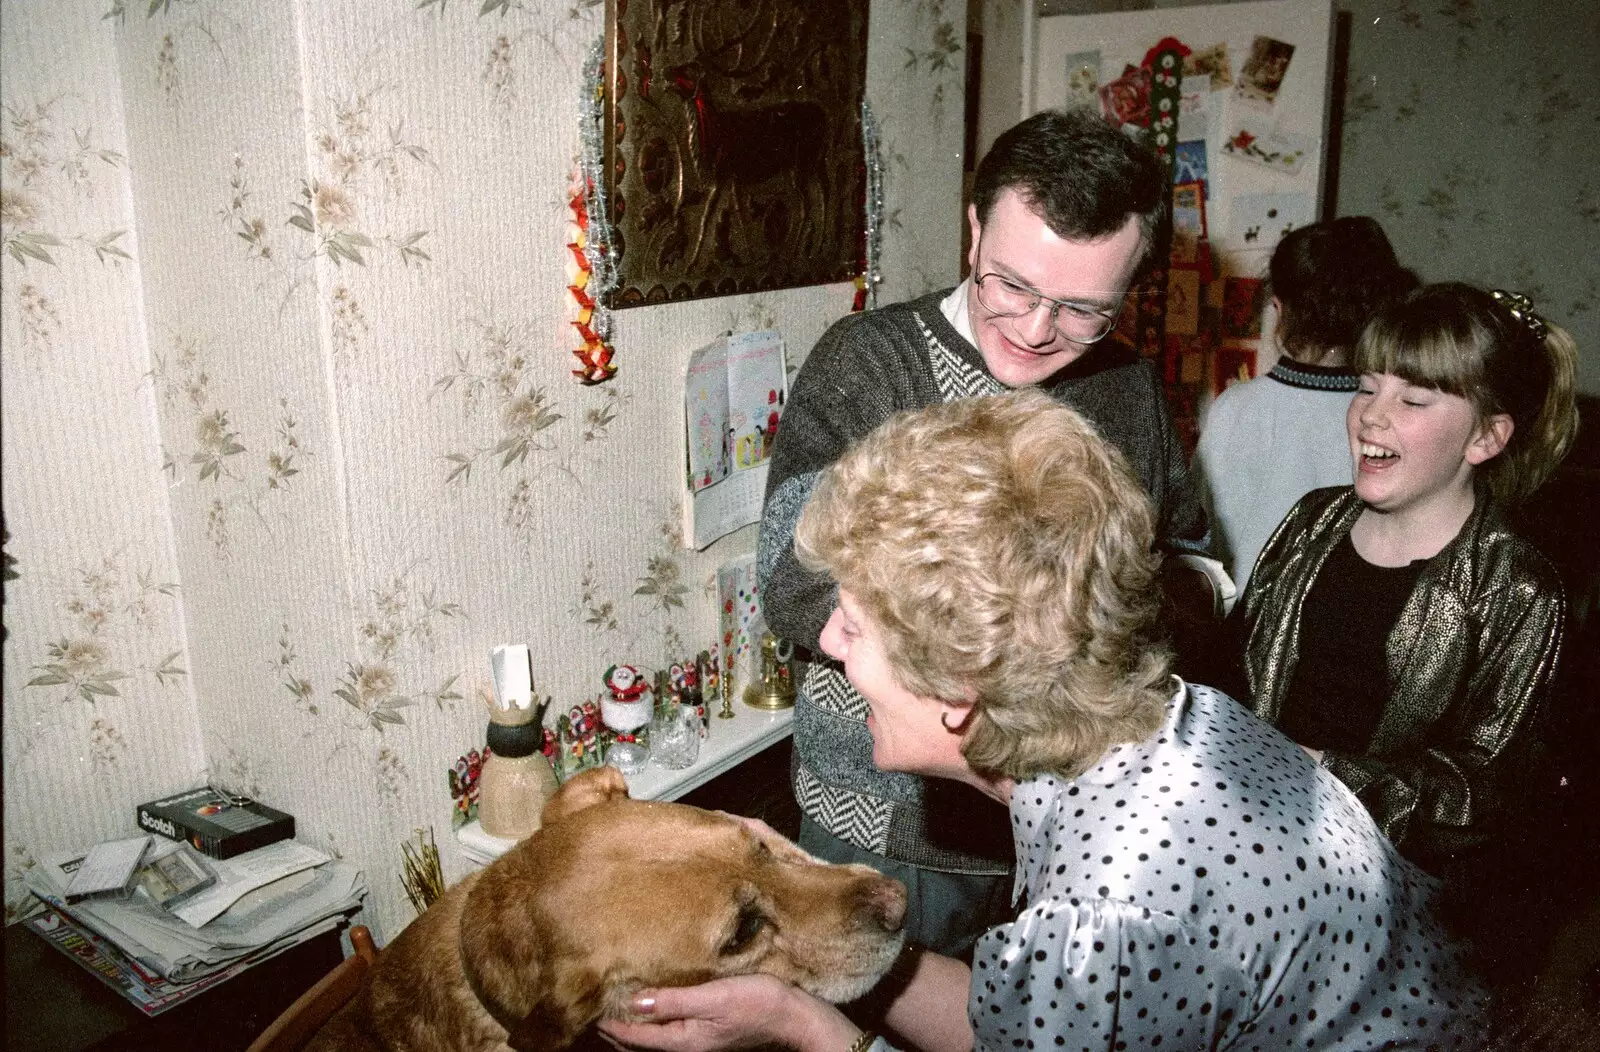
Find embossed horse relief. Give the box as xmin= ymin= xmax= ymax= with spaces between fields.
xmin=604 ymin=0 xmax=868 ymax=307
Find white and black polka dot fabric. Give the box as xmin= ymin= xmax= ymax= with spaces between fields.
xmin=966 ymin=681 xmax=1486 ymax=1050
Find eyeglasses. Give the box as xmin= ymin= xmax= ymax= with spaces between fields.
xmin=973 ymin=272 xmax=1125 ymax=344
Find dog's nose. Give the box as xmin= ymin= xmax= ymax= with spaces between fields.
xmin=858 ymin=878 xmax=908 ymax=933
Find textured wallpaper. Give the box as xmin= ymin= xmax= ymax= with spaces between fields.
xmin=1331 ymin=0 xmax=1597 ymax=392
xmin=1 ymin=0 xmax=966 ymax=941
xmin=1 ymin=0 xmax=206 ymax=903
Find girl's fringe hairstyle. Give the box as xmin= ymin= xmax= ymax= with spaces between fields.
xmin=1354 ymin=282 xmax=1580 ymax=506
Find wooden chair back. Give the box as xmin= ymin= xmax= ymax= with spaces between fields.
xmin=245 ymin=925 xmax=378 ymax=1052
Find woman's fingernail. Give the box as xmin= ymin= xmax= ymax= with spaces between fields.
xmin=633 ymin=995 xmax=657 ymax=1014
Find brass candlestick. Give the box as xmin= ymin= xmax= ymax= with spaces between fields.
xmin=711 ymin=649 xmax=735 ymax=719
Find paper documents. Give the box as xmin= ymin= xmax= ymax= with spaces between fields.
xmin=27 ymin=840 xmax=364 ymax=981
xmin=167 ymin=838 xmax=329 ymax=927
xmin=683 ymin=330 xmax=787 ymax=550
xmin=26 ymin=906 xmax=344 ymax=1016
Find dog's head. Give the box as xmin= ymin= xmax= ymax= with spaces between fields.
xmin=458 ymin=767 xmax=907 ymax=1052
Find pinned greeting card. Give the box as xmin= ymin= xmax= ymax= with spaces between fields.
xmin=1183 ymin=42 xmax=1233 ymax=90
xmin=1214 ymin=346 xmax=1258 ymax=395
xmin=1222 ymin=277 xmax=1265 ymax=338
xmin=1166 ymin=269 xmax=1201 ymax=335
xmin=1175 ymin=141 xmax=1210 ymax=199
xmin=1099 ymin=64 xmax=1152 ymax=128
xmin=1219 ymin=119 xmax=1314 ymax=177
xmin=1171 ymin=181 xmax=1208 ymax=264
xmin=1235 ymin=37 xmax=1295 ymax=107
xmin=1227 ymin=193 xmax=1316 ymax=251
xmin=1064 ymin=50 xmax=1101 ymax=111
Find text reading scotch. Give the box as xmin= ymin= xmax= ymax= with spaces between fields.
xmin=136 ymin=786 xmax=295 ymax=860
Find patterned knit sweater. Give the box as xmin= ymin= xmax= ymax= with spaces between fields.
xmin=757 ymin=288 xmax=1207 ymax=873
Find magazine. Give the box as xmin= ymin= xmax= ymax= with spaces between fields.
xmin=23 ymin=907 xmax=342 ymax=1016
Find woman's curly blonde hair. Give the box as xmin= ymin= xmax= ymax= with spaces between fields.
xmin=795 ymin=390 xmax=1172 ymax=782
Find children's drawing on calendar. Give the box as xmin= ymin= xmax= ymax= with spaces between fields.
xmin=734 ymin=388 xmax=785 ymax=468
xmin=693 ymin=406 xmax=731 ymax=490
xmin=682 ymin=331 xmax=789 ymax=549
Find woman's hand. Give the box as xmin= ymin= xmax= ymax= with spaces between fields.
xmin=598 ymin=974 xmax=859 ymax=1052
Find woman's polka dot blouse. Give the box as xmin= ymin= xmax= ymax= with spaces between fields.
xmin=965 ymin=682 xmax=1487 ymax=1050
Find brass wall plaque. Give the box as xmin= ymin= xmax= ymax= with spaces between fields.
xmin=603 ymin=0 xmax=868 ymax=308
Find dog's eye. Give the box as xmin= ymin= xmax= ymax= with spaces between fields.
xmin=722 ymin=910 xmax=766 ymax=955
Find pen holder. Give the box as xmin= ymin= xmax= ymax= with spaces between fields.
xmin=478 ymin=707 xmax=558 ymax=840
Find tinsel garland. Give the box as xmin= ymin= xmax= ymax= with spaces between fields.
xmin=855 ymin=100 xmax=885 ymax=313
xmin=568 ymin=38 xmax=618 ymax=385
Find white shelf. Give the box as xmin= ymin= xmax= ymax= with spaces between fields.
xmin=457 ymin=702 xmax=794 ymax=867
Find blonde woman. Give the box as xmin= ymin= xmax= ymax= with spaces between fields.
xmin=604 ymin=390 xmax=1484 ymax=1052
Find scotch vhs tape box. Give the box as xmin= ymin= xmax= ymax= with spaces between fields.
xmin=136 ymin=787 xmax=295 ymax=860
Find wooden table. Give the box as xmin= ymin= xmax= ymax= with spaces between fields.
xmin=4 ymin=917 xmax=346 ymax=1052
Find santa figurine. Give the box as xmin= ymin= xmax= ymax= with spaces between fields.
xmin=680 ymin=660 xmax=708 ymax=736
xmin=603 ymin=664 xmax=649 ymax=703
xmin=600 ymin=665 xmax=653 ymax=740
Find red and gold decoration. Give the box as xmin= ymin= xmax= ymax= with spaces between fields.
xmin=570 ymin=43 xmax=621 ymax=385
xmin=567 ymin=168 xmax=617 ymax=385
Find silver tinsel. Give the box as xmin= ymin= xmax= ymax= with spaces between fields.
xmin=861 ymin=99 xmax=884 ymax=311
xmin=577 ymin=37 xmax=617 ymax=344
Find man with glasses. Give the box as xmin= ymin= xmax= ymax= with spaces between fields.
xmin=757 ymin=108 xmax=1209 ymax=962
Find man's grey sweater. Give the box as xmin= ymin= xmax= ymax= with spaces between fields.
xmin=758 ymin=288 xmax=1206 ymax=874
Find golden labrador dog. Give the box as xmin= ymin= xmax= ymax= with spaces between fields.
xmin=307 ymin=766 xmax=907 ymax=1052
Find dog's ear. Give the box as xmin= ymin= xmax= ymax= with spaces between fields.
xmin=460 ymin=888 xmax=606 ymax=1052
xmin=501 ymin=972 xmax=607 ymax=1052
xmin=540 ymin=765 xmax=629 ymax=828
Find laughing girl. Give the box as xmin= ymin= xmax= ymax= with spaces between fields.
xmin=1235 ymin=282 xmax=1579 ymax=965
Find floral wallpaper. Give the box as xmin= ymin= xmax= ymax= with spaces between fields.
xmin=2 ymin=3 xmax=202 ymax=915
xmin=1332 ymin=0 xmax=1596 ymax=391
xmin=1 ymin=0 xmax=965 ymax=941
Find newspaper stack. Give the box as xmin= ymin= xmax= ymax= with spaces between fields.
xmin=25 ymin=838 xmax=365 ymax=991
